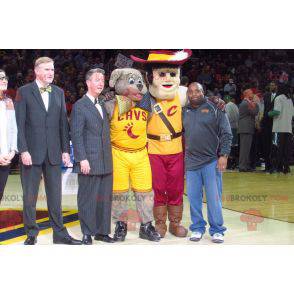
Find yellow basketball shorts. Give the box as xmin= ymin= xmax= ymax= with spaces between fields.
xmin=112 ymin=147 xmax=152 ymax=193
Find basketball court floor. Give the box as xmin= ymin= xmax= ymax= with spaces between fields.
xmin=1 ymin=168 xmax=293 ymax=245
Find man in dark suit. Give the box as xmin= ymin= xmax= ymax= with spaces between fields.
xmin=15 ymin=57 xmax=81 ymax=245
xmin=238 ymin=89 xmax=259 ymax=172
xmin=70 ymin=68 xmax=113 ymax=245
xmin=261 ymin=81 xmax=278 ymax=172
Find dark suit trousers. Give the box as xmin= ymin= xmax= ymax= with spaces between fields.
xmin=0 ymin=165 xmax=10 ymax=203
xmin=263 ymin=124 xmax=273 ymax=170
xmin=21 ymin=155 xmax=68 ymax=238
xmin=277 ymin=133 xmax=291 ymax=170
xmin=77 ymin=173 xmax=112 ymax=235
xmin=239 ymin=134 xmax=253 ymax=170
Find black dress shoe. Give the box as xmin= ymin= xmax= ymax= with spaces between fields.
xmin=283 ymin=167 xmax=291 ymax=174
xmin=24 ymin=236 xmax=37 ymax=245
xmin=94 ymin=234 xmax=115 ymax=243
xmin=239 ymin=168 xmax=254 ymax=172
xmin=139 ymin=222 xmax=161 ymax=242
xmin=113 ymin=221 xmax=127 ymax=242
xmin=82 ymin=235 xmax=92 ymax=245
xmin=53 ymin=235 xmax=82 ymax=245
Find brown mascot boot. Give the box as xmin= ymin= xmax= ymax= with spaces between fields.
xmin=153 ymin=206 xmax=168 ymax=238
xmin=168 ymin=205 xmax=188 ymax=237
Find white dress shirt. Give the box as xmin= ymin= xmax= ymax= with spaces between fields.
xmin=86 ymin=93 xmax=103 ymax=119
xmin=0 ymin=97 xmax=18 ymax=156
xmin=0 ymin=100 xmax=8 ymax=155
xmin=36 ymin=79 xmax=49 ymax=111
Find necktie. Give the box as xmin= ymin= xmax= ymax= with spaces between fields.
xmin=40 ymin=86 xmax=52 ymax=94
xmin=94 ymin=98 xmax=103 ymax=105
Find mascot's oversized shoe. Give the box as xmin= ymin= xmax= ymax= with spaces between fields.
xmin=153 ymin=206 xmax=168 ymax=238
xmin=168 ymin=205 xmax=188 ymax=237
xmin=139 ymin=222 xmax=161 ymax=242
xmin=113 ymin=221 xmax=128 ymax=242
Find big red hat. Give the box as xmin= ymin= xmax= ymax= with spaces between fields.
xmin=130 ymin=49 xmax=192 ymax=65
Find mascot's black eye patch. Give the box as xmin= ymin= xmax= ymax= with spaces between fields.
xmin=159 ymin=72 xmax=166 ymax=77
xmin=170 ymin=72 xmax=176 ymax=77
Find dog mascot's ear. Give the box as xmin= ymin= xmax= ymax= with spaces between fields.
xmin=109 ymin=69 xmax=124 ymax=88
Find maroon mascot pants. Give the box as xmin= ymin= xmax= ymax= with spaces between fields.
xmin=148 ymin=152 xmax=184 ymax=207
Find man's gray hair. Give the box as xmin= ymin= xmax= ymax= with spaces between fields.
xmin=85 ymin=68 xmax=105 ymax=81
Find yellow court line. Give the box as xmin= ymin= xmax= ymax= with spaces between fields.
xmin=0 ymin=220 xmax=80 ymax=245
xmin=0 ymin=210 xmax=78 ymax=233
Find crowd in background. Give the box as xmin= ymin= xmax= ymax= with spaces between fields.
xmin=1 ymin=49 xmax=294 ymax=173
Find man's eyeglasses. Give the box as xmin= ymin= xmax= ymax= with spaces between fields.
xmin=0 ymin=76 xmax=8 ymax=82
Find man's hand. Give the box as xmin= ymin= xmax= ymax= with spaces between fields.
xmin=80 ymin=159 xmax=90 ymax=175
xmin=101 ymin=90 xmax=115 ymax=101
xmin=217 ymin=156 xmax=228 ymax=172
xmin=3 ymin=151 xmax=16 ymax=162
xmin=62 ymin=152 xmax=71 ymax=167
xmin=208 ymin=96 xmax=226 ymax=111
xmin=21 ymin=151 xmax=32 ymax=166
xmin=0 ymin=155 xmax=11 ymax=166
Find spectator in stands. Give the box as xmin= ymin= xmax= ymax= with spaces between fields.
xmin=238 ymin=89 xmax=259 ymax=172
xmin=224 ymin=78 xmax=237 ymax=97
xmin=269 ymin=84 xmax=294 ymax=174
xmin=0 ymin=70 xmax=17 ymax=203
xmin=197 ymin=65 xmax=213 ymax=87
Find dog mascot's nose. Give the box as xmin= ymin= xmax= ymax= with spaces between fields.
xmin=137 ymin=83 xmax=143 ymax=91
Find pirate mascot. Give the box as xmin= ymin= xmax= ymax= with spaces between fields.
xmin=131 ymin=50 xmax=192 ymax=238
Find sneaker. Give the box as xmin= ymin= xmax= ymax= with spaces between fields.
xmin=211 ymin=233 xmax=224 ymax=243
xmin=189 ymin=231 xmax=203 ymax=242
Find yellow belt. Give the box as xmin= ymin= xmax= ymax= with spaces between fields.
xmin=112 ymin=143 xmax=147 ymax=153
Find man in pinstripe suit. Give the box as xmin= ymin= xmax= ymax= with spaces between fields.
xmin=70 ymin=68 xmax=114 ymax=245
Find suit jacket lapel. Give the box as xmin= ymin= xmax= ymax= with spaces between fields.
xmin=84 ymin=95 xmax=103 ymax=121
xmin=32 ymin=81 xmax=47 ymax=112
xmin=101 ymin=103 xmax=108 ymax=124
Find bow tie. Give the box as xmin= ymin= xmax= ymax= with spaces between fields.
xmin=39 ymin=86 xmax=52 ymax=94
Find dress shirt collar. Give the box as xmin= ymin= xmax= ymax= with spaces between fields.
xmin=86 ymin=93 xmax=99 ymax=104
xmin=36 ymin=79 xmax=50 ymax=89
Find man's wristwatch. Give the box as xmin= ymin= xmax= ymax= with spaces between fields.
xmin=220 ymin=154 xmax=228 ymax=158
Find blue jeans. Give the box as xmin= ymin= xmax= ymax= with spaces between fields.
xmin=186 ymin=160 xmax=226 ymax=236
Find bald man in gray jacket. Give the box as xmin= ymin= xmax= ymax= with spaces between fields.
xmin=238 ymin=89 xmax=259 ymax=172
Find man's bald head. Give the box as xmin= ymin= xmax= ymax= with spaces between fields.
xmin=188 ymin=82 xmax=204 ymax=93
xmin=187 ymin=82 xmax=206 ymax=107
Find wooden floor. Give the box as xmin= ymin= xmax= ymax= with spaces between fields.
xmin=222 ymin=169 xmax=294 ymax=223
xmin=0 ymin=167 xmax=293 ymax=244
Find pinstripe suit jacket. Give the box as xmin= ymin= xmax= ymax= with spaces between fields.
xmin=70 ymin=95 xmax=113 ymax=175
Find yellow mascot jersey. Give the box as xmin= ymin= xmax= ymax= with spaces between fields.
xmin=147 ymin=93 xmax=183 ymax=155
xmin=110 ymin=97 xmax=148 ymax=151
